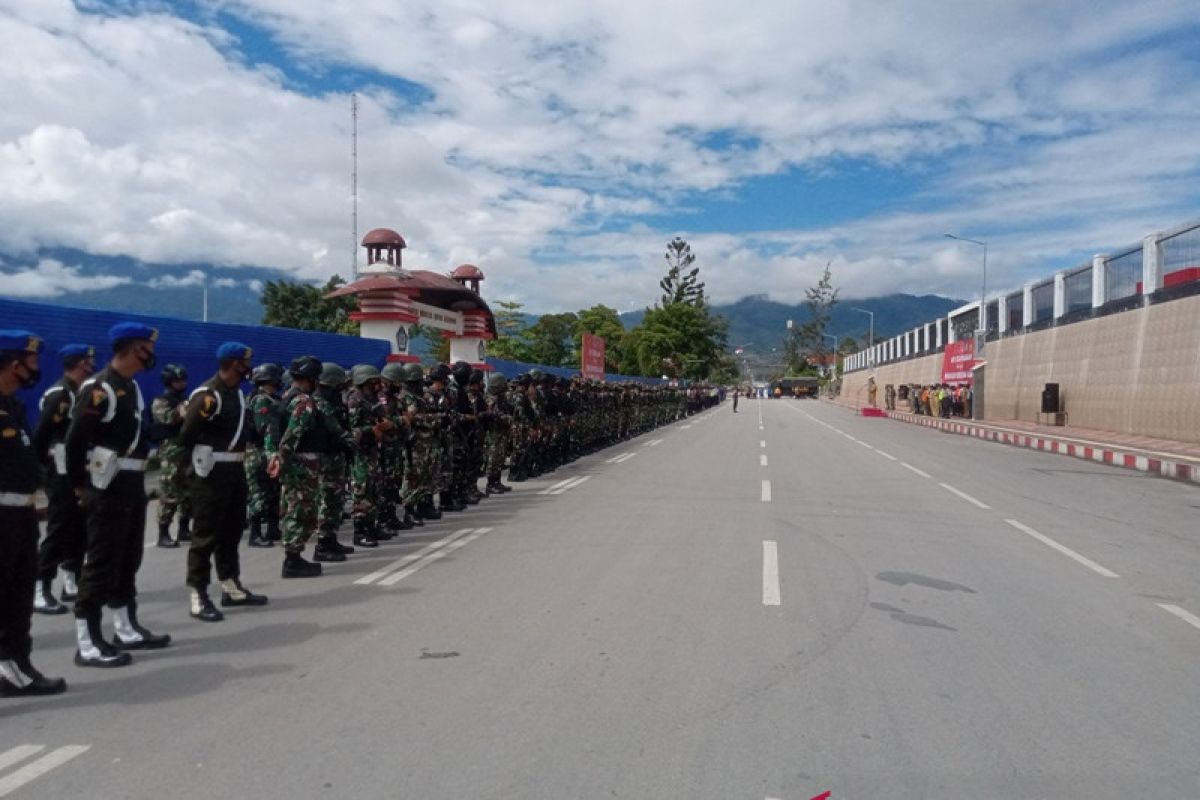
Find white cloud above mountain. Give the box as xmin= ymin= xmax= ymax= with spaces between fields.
xmin=0 ymin=0 xmax=1198 ymax=311
xmin=0 ymin=258 xmax=131 ymax=297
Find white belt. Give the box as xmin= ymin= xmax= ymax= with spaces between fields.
xmin=0 ymin=492 xmax=36 ymax=507
xmin=118 ymin=458 xmax=148 ymax=472
xmin=212 ymin=452 xmax=245 ymax=463
xmin=295 ymin=452 xmax=321 ymax=461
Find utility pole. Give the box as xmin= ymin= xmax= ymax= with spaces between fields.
xmin=202 ymin=272 xmax=208 ymax=322
xmin=351 ymin=92 xmax=358 ymax=279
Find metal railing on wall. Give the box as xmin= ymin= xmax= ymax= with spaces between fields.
xmin=843 ymin=215 xmax=1200 ymax=373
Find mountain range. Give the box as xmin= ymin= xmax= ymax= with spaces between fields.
xmin=1 ymin=248 xmax=962 ymax=354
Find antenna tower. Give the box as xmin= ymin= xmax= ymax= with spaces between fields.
xmin=351 ymin=92 xmax=358 ymax=278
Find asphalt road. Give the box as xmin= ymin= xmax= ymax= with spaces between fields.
xmin=3 ymin=398 xmax=1199 ymax=799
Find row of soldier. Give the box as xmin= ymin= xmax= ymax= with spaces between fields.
xmin=0 ymin=324 xmax=718 ymax=696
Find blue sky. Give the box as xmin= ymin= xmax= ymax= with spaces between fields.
xmin=2 ymin=0 xmax=1199 ymax=311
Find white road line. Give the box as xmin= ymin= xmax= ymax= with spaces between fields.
xmin=605 ymin=451 xmax=637 ymax=464
xmin=760 ymin=454 xmax=768 ymax=467
xmin=643 ymin=439 xmax=663 ymax=447
xmin=378 ymin=528 xmax=494 ymax=586
xmin=0 ymin=746 xmax=44 ymax=773
xmin=355 ymin=528 xmax=476 ymax=585
xmin=874 ymin=449 xmax=897 ymax=461
xmin=1004 ymin=519 xmax=1120 ymax=578
xmin=681 ymin=424 xmax=692 ymax=429
xmin=549 ymin=475 xmax=591 ymax=495
xmin=759 ymin=440 xmax=766 ymax=448
xmin=901 ymin=462 xmax=931 ymax=479
xmin=762 ymin=541 xmax=781 ymax=606
xmin=1156 ymin=604 xmax=1200 ymax=631
xmin=938 ymin=482 xmax=991 ymax=509
xmin=760 ymin=480 xmax=772 ymax=502
xmin=0 ymin=746 xmax=90 ymax=797
xmin=857 ymin=440 xmax=873 ymax=449
xmin=541 ymin=476 xmax=578 ymax=491
xmin=613 ymin=452 xmax=637 ymax=464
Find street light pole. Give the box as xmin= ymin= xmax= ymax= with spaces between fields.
xmin=823 ymin=333 xmax=839 ymax=381
xmin=945 ymin=233 xmax=987 ymax=335
xmin=852 ymin=307 xmax=874 ymax=363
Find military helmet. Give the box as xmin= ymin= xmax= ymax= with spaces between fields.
xmin=402 ymin=363 xmax=424 ymax=384
xmin=380 ymin=362 xmax=406 ymax=384
xmin=451 ymin=360 xmax=472 ymax=382
xmin=251 ymin=363 xmax=283 ymax=385
xmin=528 ymin=368 xmax=544 ymax=381
xmin=428 ymin=364 xmax=451 ymax=383
xmin=288 ymin=355 xmax=322 ymax=381
xmin=487 ymin=373 xmax=508 ymax=392
xmin=160 ymin=364 xmax=187 ymax=386
xmin=351 ymin=364 xmax=381 ymax=387
xmin=515 ymin=374 xmax=531 ymax=387
xmin=469 ymin=369 xmax=485 ymax=385
xmin=319 ymin=362 xmax=348 ymax=388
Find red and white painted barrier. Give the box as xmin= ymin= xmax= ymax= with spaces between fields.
xmin=885 ymin=411 xmax=1200 ymax=485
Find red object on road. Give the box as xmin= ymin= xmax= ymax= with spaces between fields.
xmin=861 ymin=406 xmax=887 ymax=417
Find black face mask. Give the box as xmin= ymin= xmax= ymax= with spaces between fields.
xmin=16 ymin=361 xmax=40 ymax=389
xmin=137 ymin=347 xmax=156 ymax=370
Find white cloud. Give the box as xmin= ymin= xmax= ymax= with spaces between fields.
xmin=0 ymin=0 xmax=1197 ymax=312
xmin=147 ymin=269 xmax=206 ymax=288
xmin=0 ymin=258 xmax=131 ymax=297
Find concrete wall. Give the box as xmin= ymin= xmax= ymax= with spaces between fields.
xmin=840 ymin=293 xmax=1200 ymax=443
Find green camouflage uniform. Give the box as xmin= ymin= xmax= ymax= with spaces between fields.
xmin=483 ymin=390 xmax=513 ymax=484
xmin=399 ymin=387 xmax=435 ymax=507
xmin=269 ymin=388 xmax=321 ymax=552
xmin=245 ymin=389 xmax=280 ymax=519
xmin=151 ymin=389 xmax=191 ymax=525
xmin=314 ymin=389 xmax=354 ymax=535
xmin=345 ymin=385 xmax=383 ymax=528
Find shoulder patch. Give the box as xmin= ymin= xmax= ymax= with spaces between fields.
xmin=91 ymin=389 xmax=108 ymax=407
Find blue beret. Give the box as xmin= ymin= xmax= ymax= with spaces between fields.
xmin=0 ymin=330 xmax=44 ymax=355
xmin=58 ymin=344 xmax=96 ymax=364
xmin=217 ymin=341 xmax=253 ymax=361
xmin=109 ymin=322 xmax=159 ymax=346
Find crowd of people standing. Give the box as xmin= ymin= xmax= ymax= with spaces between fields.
xmin=0 ymin=323 xmax=718 ymax=697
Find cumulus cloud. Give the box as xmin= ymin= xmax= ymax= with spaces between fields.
xmin=0 ymin=258 xmax=131 ymax=297
xmin=147 ymin=269 xmax=207 ymax=288
xmin=0 ymin=0 xmax=1198 ymax=311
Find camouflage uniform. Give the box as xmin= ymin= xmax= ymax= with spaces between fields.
xmin=345 ymin=377 xmax=386 ymax=541
xmin=269 ymin=387 xmax=321 ymax=553
xmin=482 ymin=378 xmax=513 ymax=489
xmin=151 ymin=389 xmax=191 ymax=528
xmin=245 ymin=388 xmax=281 ymax=528
xmin=314 ymin=387 xmax=353 ymax=538
xmin=399 ymin=384 xmax=435 ymax=510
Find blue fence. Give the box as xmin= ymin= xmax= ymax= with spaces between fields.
xmin=485 ymin=356 xmax=667 ymax=385
xmin=1 ymin=297 xmax=390 ymax=419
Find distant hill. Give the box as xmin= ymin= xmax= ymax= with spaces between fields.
xmin=618 ymin=293 xmax=964 ymax=352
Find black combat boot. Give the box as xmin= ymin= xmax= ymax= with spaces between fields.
xmin=190 ymin=588 xmax=224 ymax=622
xmin=266 ymin=511 xmax=283 ymax=542
xmin=247 ymin=515 xmax=274 ymax=547
xmin=395 ymin=506 xmax=415 ymax=530
xmin=176 ymin=516 xmax=192 ymax=543
xmin=112 ymin=601 xmax=171 ymax=650
xmin=352 ymin=520 xmax=379 ymax=549
xmin=420 ymin=497 xmax=442 ymax=521
xmin=465 ymin=484 xmax=483 ymax=504
xmin=33 ymin=578 xmax=68 ymax=615
xmin=314 ymin=534 xmax=349 ymax=561
xmin=74 ymin=614 xmax=132 ymax=668
xmin=282 ymin=551 xmax=322 ymax=578
xmin=406 ymin=504 xmax=424 ymax=527
xmin=219 ymin=579 xmax=269 ymax=607
xmin=0 ymin=657 xmax=67 ymax=697
xmin=156 ymin=520 xmax=179 ymax=549
xmin=441 ymin=491 xmax=466 ymax=512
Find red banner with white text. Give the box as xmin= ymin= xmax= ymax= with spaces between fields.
xmin=581 ymin=333 xmax=606 ymax=381
xmin=941 ymin=339 xmax=976 ymax=385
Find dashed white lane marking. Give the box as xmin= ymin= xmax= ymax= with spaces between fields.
xmin=761 ymin=480 xmax=772 ymax=502
xmin=0 ymin=745 xmax=90 ymax=797
xmin=542 ymin=476 xmax=579 ymax=491
xmin=356 ymin=528 xmax=477 ymax=585
xmin=760 ymin=454 xmax=768 ymax=467
xmin=938 ymin=482 xmax=991 ymax=509
xmin=874 ymin=449 xmax=898 ymax=461
xmin=1004 ymin=519 xmax=1120 ymax=578
xmin=605 ymin=451 xmax=637 ymax=463
xmin=611 ymin=452 xmax=637 ymax=464
xmin=681 ymin=424 xmax=692 ymax=429
xmin=901 ymin=462 xmax=931 ymax=479
xmin=1157 ymin=604 xmax=1200 ymax=631
xmin=857 ymin=440 xmax=873 ymax=449
xmin=0 ymin=747 xmax=43 ymax=773
xmin=762 ymin=541 xmax=781 ymax=606
xmin=548 ymin=475 xmax=590 ymax=495
xmin=379 ymin=527 xmax=494 ymax=586
xmin=759 ymin=440 xmax=766 ymax=448
xmin=643 ymin=439 xmax=663 ymax=447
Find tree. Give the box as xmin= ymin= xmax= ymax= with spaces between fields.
xmin=261 ymin=275 xmax=360 ymax=335
xmin=633 ymin=302 xmax=728 ymax=380
xmin=573 ymin=304 xmax=625 ymax=372
xmin=784 ymin=263 xmax=839 ymax=374
xmin=409 ymin=323 xmax=450 ymax=364
xmin=525 ymin=312 xmax=578 ymax=367
xmin=660 ymin=237 xmax=706 ymax=306
xmin=487 ymin=300 xmax=534 ymax=362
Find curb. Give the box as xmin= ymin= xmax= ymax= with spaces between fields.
xmin=881 ymin=409 xmax=1200 ymax=486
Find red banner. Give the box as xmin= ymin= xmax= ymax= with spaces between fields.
xmin=581 ymin=333 xmax=606 ymax=381
xmin=941 ymin=339 xmax=976 ymax=385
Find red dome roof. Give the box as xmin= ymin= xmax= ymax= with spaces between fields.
xmin=362 ymin=228 xmax=407 ymax=247
xmin=451 ymin=264 xmax=485 ymax=280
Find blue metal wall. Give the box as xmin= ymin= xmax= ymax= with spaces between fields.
xmin=485 ymin=356 xmax=666 ymax=385
xmin=1 ymin=297 xmax=389 ymax=420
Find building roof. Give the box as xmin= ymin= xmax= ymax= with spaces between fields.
xmin=326 ymin=270 xmax=496 ymax=335
xmin=361 ymin=228 xmax=407 ymax=247
xmin=451 ymin=264 xmax=485 ymax=280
